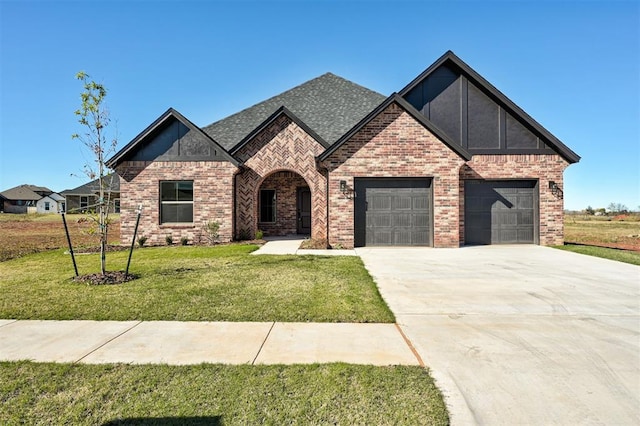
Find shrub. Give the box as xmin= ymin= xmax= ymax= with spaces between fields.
xmin=255 ymin=229 xmax=264 ymax=240
xmin=180 ymin=236 xmax=189 ymax=246
xmin=137 ymin=236 xmax=147 ymax=247
xmin=203 ymin=220 xmax=220 ymax=245
xmin=165 ymin=235 xmax=173 ymax=245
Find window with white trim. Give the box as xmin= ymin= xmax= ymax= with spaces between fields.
xmin=160 ymin=181 xmax=193 ymax=223
xmin=80 ymin=196 xmax=89 ymax=211
xmin=44 ymin=202 xmax=50 ymax=211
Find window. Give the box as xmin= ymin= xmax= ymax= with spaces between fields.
xmin=80 ymin=196 xmax=89 ymax=211
xmin=114 ymin=199 xmax=120 ymax=213
xmin=44 ymin=202 xmax=50 ymax=211
xmin=160 ymin=181 xmax=193 ymax=223
xmin=259 ymin=189 xmax=276 ymax=222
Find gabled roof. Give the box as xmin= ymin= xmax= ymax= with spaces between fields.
xmin=229 ymin=106 xmax=329 ymax=155
xmin=106 ymin=108 xmax=239 ymax=168
xmin=0 ymin=185 xmax=46 ymax=201
xmin=60 ymin=175 xmax=120 ymax=196
xmin=319 ymin=93 xmax=472 ymax=162
xmin=399 ymin=50 xmax=580 ymax=163
xmin=203 ymin=73 xmax=386 ymax=150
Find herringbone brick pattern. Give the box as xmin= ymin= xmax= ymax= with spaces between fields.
xmin=235 ymin=115 xmax=327 ymax=239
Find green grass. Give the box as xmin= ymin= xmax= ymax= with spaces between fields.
xmin=0 ymin=361 xmax=448 ymax=425
xmin=0 ymin=245 xmax=394 ymax=322
xmin=555 ymin=244 xmax=640 ymax=266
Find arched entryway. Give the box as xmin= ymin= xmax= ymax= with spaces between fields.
xmin=257 ymin=170 xmax=312 ymax=236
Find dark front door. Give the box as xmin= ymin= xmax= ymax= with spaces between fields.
xmin=297 ymin=187 xmax=311 ymax=234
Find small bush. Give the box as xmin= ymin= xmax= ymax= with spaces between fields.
xmin=165 ymin=235 xmax=173 ymax=245
xmin=255 ymin=229 xmax=264 ymax=240
xmin=180 ymin=236 xmax=189 ymax=246
xmin=203 ymin=220 xmax=220 ymax=245
xmin=137 ymin=236 xmax=147 ymax=247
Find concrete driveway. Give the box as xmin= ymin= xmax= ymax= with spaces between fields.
xmin=357 ymin=245 xmax=640 ymax=425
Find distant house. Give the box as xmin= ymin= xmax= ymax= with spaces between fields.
xmin=60 ymin=176 xmax=120 ymax=214
xmin=0 ymin=184 xmax=64 ymax=214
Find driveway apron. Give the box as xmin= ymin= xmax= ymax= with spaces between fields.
xmin=356 ymin=245 xmax=640 ymax=425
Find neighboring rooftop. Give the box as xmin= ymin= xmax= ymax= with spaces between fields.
xmin=60 ymin=176 xmax=120 ymax=196
xmin=202 ymin=72 xmax=386 ymax=150
xmin=0 ymin=184 xmax=52 ymax=201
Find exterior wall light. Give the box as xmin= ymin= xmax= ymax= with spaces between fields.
xmin=549 ymin=181 xmax=563 ymax=199
xmin=339 ymin=180 xmax=356 ymax=199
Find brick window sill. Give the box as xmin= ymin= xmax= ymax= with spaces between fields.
xmin=159 ymin=223 xmax=195 ymax=229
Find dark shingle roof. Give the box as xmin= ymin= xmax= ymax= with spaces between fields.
xmin=202 ymin=73 xmax=386 ymax=150
xmin=60 ymin=176 xmax=120 ymax=196
xmin=0 ymin=185 xmax=47 ymax=201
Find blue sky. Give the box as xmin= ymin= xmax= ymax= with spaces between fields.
xmin=1 ymin=0 xmax=638 ymax=211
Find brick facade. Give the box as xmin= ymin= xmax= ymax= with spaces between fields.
xmin=234 ymin=115 xmax=327 ymax=240
xmin=114 ymin=108 xmax=570 ymax=248
xmin=461 ymin=155 xmax=569 ymax=246
xmin=322 ymin=102 xmax=467 ymax=248
xmin=116 ymin=160 xmax=237 ymax=245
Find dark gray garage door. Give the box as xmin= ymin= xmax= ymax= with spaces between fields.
xmin=464 ymin=180 xmax=538 ymax=245
xmin=354 ymin=178 xmax=432 ymax=247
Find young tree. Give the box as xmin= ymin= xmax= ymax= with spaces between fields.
xmin=72 ymin=72 xmax=118 ymax=275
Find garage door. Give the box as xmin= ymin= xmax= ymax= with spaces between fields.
xmin=464 ymin=180 xmax=537 ymax=245
xmin=354 ymin=178 xmax=432 ymax=247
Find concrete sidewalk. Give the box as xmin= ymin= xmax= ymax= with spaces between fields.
xmin=0 ymin=319 xmax=419 ymax=366
xmin=251 ymin=236 xmax=356 ymax=256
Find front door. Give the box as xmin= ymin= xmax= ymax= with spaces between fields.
xmin=297 ymin=187 xmax=311 ymax=235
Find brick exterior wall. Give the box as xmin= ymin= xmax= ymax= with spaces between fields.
xmin=116 ymin=160 xmax=237 ymax=245
xmin=321 ymin=102 xmax=467 ymax=248
xmin=461 ymin=154 xmax=569 ymax=246
xmin=258 ymin=171 xmax=309 ymax=236
xmin=234 ymin=115 xmax=327 ymax=240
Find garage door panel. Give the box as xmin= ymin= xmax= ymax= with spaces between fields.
xmin=393 ymin=195 xmax=412 ymax=210
xmin=355 ymin=178 xmax=432 ymax=247
xmin=465 ymin=180 xmax=537 ymax=245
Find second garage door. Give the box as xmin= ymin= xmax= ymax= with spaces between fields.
xmin=464 ymin=180 xmax=538 ymax=245
xmin=354 ymin=178 xmax=432 ymax=247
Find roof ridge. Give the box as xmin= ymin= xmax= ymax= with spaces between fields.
xmin=202 ymin=72 xmax=383 ymax=132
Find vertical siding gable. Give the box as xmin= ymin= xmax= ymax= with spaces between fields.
xmin=403 ymin=64 xmax=556 ymax=155
xmin=130 ymin=118 xmax=228 ymax=162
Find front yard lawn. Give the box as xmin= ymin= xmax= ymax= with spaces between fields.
xmin=0 ymin=361 xmax=448 ymax=425
xmin=0 ymin=245 xmax=394 ymax=322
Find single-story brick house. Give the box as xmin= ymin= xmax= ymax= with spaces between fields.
xmin=60 ymin=176 xmax=121 ymax=214
xmin=107 ymin=51 xmax=579 ymax=248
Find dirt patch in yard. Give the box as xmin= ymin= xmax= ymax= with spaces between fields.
xmin=0 ymin=214 xmax=120 ymax=261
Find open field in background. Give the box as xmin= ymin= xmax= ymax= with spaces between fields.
xmin=0 ymin=213 xmax=120 ymax=261
xmin=564 ymin=214 xmax=640 ymax=251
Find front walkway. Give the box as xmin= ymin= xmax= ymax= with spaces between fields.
xmin=251 ymin=236 xmax=356 ymax=256
xmin=0 ymin=319 xmax=419 ymax=366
